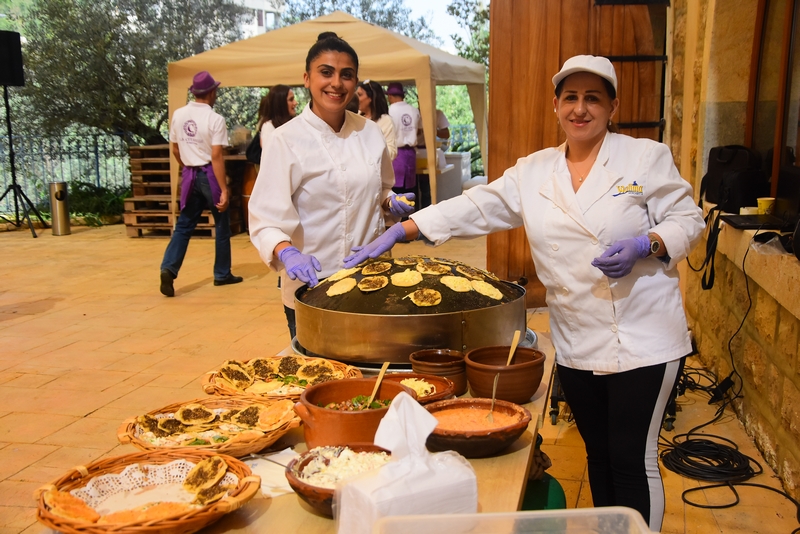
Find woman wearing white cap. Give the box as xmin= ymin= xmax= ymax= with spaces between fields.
xmin=343 ymin=55 xmax=704 ymax=530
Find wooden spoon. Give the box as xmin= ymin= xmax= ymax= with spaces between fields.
xmin=366 ymin=361 xmax=390 ymax=407
xmin=486 ymin=373 xmax=500 ymax=423
xmin=505 ymin=329 xmax=522 ymax=366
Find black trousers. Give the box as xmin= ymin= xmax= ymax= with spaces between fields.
xmin=556 ymin=358 xmax=684 ymax=530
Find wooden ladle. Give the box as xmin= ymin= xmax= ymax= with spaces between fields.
xmin=505 ymin=329 xmax=522 ymax=366
xmin=486 ymin=373 xmax=500 ymax=423
xmin=366 ymin=361 xmax=390 ymax=407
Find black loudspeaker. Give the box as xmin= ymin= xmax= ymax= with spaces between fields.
xmin=0 ymin=31 xmax=25 ymax=87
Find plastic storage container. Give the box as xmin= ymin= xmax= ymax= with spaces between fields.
xmin=374 ymin=506 xmax=653 ymax=534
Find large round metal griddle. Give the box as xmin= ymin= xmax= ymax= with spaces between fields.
xmin=294 ymin=256 xmax=527 ymax=364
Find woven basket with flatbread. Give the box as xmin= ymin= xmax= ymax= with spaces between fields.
xmin=118 ymin=396 xmax=299 ymax=458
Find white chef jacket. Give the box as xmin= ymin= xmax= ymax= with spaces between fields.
xmin=169 ymin=102 xmax=227 ymax=167
xmin=249 ymin=106 xmax=395 ymax=308
xmin=410 ymin=132 xmax=705 ymax=373
xmin=389 ymin=101 xmax=421 ymax=148
xmin=259 ymin=120 xmax=276 ymax=147
xmin=375 ymin=114 xmax=397 ymax=160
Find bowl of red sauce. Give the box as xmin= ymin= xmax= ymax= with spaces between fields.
xmin=424 ymin=398 xmax=531 ymax=458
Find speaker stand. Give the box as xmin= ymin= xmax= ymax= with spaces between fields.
xmin=0 ymin=84 xmax=47 ymax=237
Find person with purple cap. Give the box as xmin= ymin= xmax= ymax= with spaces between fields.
xmin=387 ymin=82 xmax=421 ymax=200
xmin=343 ymin=55 xmax=705 ymax=530
xmin=159 ymin=70 xmax=243 ymax=297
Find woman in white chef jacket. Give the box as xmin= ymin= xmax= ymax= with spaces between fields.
xmin=248 ymin=32 xmax=414 ymax=339
xmin=344 ymin=55 xmax=704 ymax=531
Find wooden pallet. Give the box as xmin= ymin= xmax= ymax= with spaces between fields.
xmin=125 ymin=220 xmax=243 ymax=239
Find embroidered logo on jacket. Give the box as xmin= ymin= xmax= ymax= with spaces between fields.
xmin=612 ymin=181 xmax=643 ymax=197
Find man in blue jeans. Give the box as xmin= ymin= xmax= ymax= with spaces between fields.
xmin=160 ymin=71 xmax=242 ymax=296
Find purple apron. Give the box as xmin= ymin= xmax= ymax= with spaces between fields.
xmin=392 ymin=146 xmax=417 ymax=189
xmin=180 ymin=163 xmax=222 ymax=210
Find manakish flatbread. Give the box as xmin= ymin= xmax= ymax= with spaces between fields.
xmin=326 ymin=277 xmax=357 ymax=297
xmin=277 ymin=355 xmax=304 ymax=376
xmin=245 ymin=380 xmax=284 ymax=395
xmin=433 ymin=257 xmax=457 ymax=265
xmin=391 ymin=269 xmax=423 ymax=287
xmin=361 ymin=261 xmax=392 ymax=275
xmin=157 ymin=417 xmax=187 ymax=435
xmin=404 ymin=288 xmax=442 ymax=307
xmin=257 ymin=399 xmax=296 ymax=431
xmin=416 ymin=262 xmax=452 ymax=275
xmin=326 ymin=267 xmax=360 ymax=282
xmin=357 ymin=275 xmax=388 ymax=292
xmin=248 ymin=358 xmax=274 ymax=380
xmin=456 ymin=265 xmax=485 ymax=280
xmin=296 ymin=360 xmax=335 ymax=381
xmin=194 ymin=481 xmax=232 ymax=505
xmin=43 ymin=489 xmax=100 ymax=523
xmin=232 ymin=404 xmax=265 ymax=427
xmin=471 ymin=280 xmax=503 ymax=300
xmin=183 ymin=456 xmax=228 ymax=492
xmin=219 ymin=363 xmax=254 ymax=390
xmin=440 ymin=275 xmax=474 ymax=292
xmin=394 ymin=256 xmax=421 ymax=266
xmin=175 ymin=403 xmax=216 ymax=425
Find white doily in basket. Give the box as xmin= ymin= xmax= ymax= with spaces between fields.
xmin=71 ymin=460 xmax=239 ymax=513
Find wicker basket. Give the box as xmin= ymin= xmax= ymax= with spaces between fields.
xmin=201 ymin=355 xmax=362 ymax=401
xmin=117 ymin=396 xmax=300 ymax=458
xmin=35 ymin=449 xmax=260 ymax=534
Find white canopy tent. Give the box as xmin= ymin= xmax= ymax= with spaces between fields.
xmin=167 ymin=10 xmax=487 ymax=207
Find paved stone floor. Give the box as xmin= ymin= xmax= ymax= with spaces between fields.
xmin=0 ymin=225 xmax=796 ymax=532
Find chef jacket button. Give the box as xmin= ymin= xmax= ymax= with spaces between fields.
xmin=600 ymin=281 xmax=608 ymax=290
xmin=346 ymin=233 xmax=353 ymax=241
xmin=551 ymin=243 xmax=559 ymax=251
xmin=611 ymin=324 xmax=618 ymax=333
xmin=340 ymin=164 xmax=346 ymax=171
xmin=346 ymin=199 xmax=353 ymax=207
xmin=562 ymin=287 xmax=569 ymax=295
xmin=591 ymin=238 xmax=598 ymax=245
xmin=374 ymin=229 xmax=379 ymax=235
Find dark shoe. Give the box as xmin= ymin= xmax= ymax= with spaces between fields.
xmin=160 ymin=269 xmax=175 ymax=297
xmin=214 ymin=273 xmax=243 ymax=286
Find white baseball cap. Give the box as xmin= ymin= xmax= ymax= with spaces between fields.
xmin=552 ymin=55 xmax=618 ymax=92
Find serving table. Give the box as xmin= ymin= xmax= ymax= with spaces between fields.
xmin=205 ymin=332 xmax=556 ymax=533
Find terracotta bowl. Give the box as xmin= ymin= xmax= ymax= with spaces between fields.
xmin=382 ymin=373 xmax=455 ymax=404
xmin=425 ymin=398 xmax=532 ymax=458
xmin=294 ymin=378 xmax=415 ymax=449
xmin=409 ymin=349 xmax=467 ymax=396
xmin=284 ymin=443 xmax=389 ymax=517
xmin=465 ymin=346 xmax=546 ymax=404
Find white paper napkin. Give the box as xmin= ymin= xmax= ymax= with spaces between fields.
xmin=242 ymin=447 xmax=299 ymax=498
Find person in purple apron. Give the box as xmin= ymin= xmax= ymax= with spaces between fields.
xmin=159 ymin=71 xmax=243 ymax=297
xmin=387 ymin=82 xmax=421 ymax=198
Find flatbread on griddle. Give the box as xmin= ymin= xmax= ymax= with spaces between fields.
xmin=183 ymin=456 xmax=228 ymax=492
xmin=326 ymin=267 xmax=361 ymax=282
xmin=175 ymin=403 xmax=216 ymax=425
xmin=433 ymin=258 xmax=457 ymax=265
xmin=357 ymin=275 xmax=389 ymax=292
xmin=440 ymin=275 xmax=474 ymax=292
xmin=416 ymin=261 xmax=452 ymax=275
xmin=257 ymin=399 xmax=297 ymax=431
xmin=391 ymin=269 xmax=423 ymax=287
xmin=394 ymin=256 xmax=421 ymax=266
xmin=471 ymin=280 xmax=503 ymax=300
xmin=404 ymin=288 xmax=442 ymax=307
xmin=44 ymin=489 xmax=100 ymax=523
xmin=361 ymin=261 xmax=392 ymax=275
xmin=326 ymin=277 xmax=357 ymax=296
xmin=219 ymin=363 xmax=254 ymax=390
xmin=456 ymin=265 xmax=485 ymax=280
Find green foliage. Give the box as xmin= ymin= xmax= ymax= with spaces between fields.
xmin=447 ymin=0 xmax=489 ymax=67
xmin=283 ymin=0 xmax=440 ymax=45
xmin=19 ymin=0 xmax=251 ymax=145
xmin=0 ymin=0 xmax=29 ymax=31
xmin=436 ymin=85 xmax=473 ymax=125
xmin=449 ymin=140 xmax=484 ymax=177
xmin=38 ymin=181 xmax=131 ymax=224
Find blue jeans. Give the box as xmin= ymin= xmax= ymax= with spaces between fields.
xmin=160 ymin=172 xmax=232 ymax=281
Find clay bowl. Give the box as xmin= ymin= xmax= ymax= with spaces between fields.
xmin=382 ymin=373 xmax=455 ymax=404
xmin=285 ymin=443 xmax=389 ymax=517
xmin=294 ymin=378 xmax=416 ymax=449
xmin=465 ymin=346 xmax=546 ymax=404
xmin=409 ymin=349 xmax=467 ymax=396
xmin=425 ymin=398 xmax=531 ymax=458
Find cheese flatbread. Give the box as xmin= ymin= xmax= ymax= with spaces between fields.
xmin=471 ymin=280 xmax=503 ymax=300
xmin=456 ymin=265 xmax=485 ymax=280
xmin=183 ymin=456 xmax=228 ymax=492
xmin=416 ymin=262 xmax=451 ymax=275
xmin=391 ymin=269 xmax=423 ymax=287
xmin=440 ymin=275 xmax=473 ymax=292
xmin=245 ymin=380 xmax=284 ymax=395
xmin=326 ymin=267 xmax=360 ymax=282
xmin=361 ymin=261 xmax=392 ymax=275
xmin=326 ymin=277 xmax=357 ymax=297
xmin=357 ymin=275 xmax=389 ymax=292
xmin=404 ymin=288 xmax=442 ymax=307
xmin=394 ymin=256 xmax=421 ymax=266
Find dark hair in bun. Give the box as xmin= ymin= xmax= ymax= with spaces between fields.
xmin=305 ymin=31 xmax=359 ymax=72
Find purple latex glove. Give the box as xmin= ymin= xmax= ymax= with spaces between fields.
xmin=343 ymin=223 xmax=407 ymax=268
xmin=388 ymin=193 xmax=416 ymax=217
xmin=591 ymin=235 xmax=650 ymax=278
xmin=278 ymin=246 xmax=322 ymax=287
